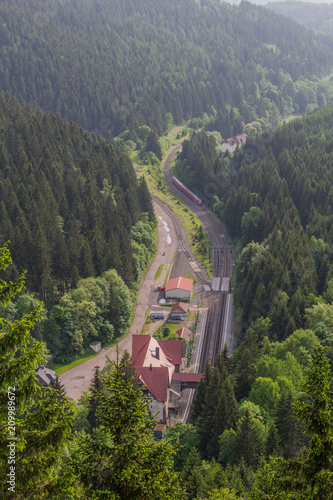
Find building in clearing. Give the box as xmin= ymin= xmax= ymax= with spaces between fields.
xmin=170 ymin=302 xmax=189 ymax=321
xmin=36 ymin=365 xmax=56 ymax=387
xmin=165 ymin=277 xmax=193 ymax=301
xmin=222 ymin=133 xmax=247 ymax=153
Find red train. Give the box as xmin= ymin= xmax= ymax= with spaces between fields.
xmin=171 ymin=176 xmax=203 ymax=205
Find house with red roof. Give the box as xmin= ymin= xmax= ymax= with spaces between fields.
xmin=165 ymin=277 xmax=193 ymax=300
xmin=171 ymin=302 xmax=189 ymax=321
xmin=132 ymin=335 xmax=184 ymax=423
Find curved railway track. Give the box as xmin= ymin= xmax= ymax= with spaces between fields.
xmin=153 ymin=196 xmax=208 ymax=285
xmin=162 ymin=142 xmax=233 ymax=373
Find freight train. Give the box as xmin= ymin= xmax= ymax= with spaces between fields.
xmin=171 ymin=176 xmax=203 ymax=205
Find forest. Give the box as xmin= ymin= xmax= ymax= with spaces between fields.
xmin=0 ymin=90 xmax=158 ymax=357
xmin=1 ymin=0 xmax=333 ymax=135
xmin=267 ymin=1 xmax=333 ymax=36
xmin=169 ymin=104 xmax=333 ymax=497
xmin=1 ymin=0 xmax=333 ymax=497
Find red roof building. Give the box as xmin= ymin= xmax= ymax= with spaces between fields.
xmin=132 ymin=335 xmax=184 ymax=423
xmin=165 ymin=277 xmax=193 ymax=300
xmin=135 ymin=366 xmax=168 ymax=402
xmin=176 ymin=327 xmax=192 ymax=342
xmin=171 ymin=302 xmax=189 ymax=314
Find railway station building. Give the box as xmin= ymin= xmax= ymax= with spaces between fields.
xmin=132 ymin=335 xmax=185 ymax=423
xmin=165 ymin=276 xmax=193 ymax=301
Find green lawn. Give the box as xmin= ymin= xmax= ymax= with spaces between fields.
xmin=154 ymin=264 xmax=164 ymax=280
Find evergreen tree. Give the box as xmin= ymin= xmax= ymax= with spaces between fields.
xmin=235 ymin=409 xmax=264 ymax=468
xmin=0 ymin=243 xmax=75 ymax=499
xmin=87 ymin=366 xmax=102 ymax=430
xmin=207 ymin=377 xmax=238 ymax=460
xmin=138 ymin=176 xmax=155 ymax=223
xmin=146 ymin=130 xmax=162 ymax=160
xmin=275 ymin=391 xmax=304 ymax=459
xmin=72 ymin=349 xmax=184 ymax=499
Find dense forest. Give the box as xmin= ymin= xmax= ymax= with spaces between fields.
xmin=2 ymin=0 xmax=333 ymax=497
xmin=2 ymin=244 xmax=333 ymax=499
xmin=267 ymin=1 xmax=333 ymax=36
xmin=169 ymin=98 xmax=333 ymax=499
xmin=1 ymin=0 xmax=333 ymax=135
xmin=0 ymin=90 xmax=159 ymax=354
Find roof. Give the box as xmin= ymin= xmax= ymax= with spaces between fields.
xmin=135 ymin=366 xmax=168 ymax=401
xmin=176 ymin=327 xmax=192 ymax=342
xmin=171 ymin=302 xmax=189 ymax=314
xmin=35 ymin=366 xmax=56 ymax=386
xmin=165 ymin=277 xmax=193 ymax=292
xmin=131 ymin=335 xmax=181 ymax=380
xmin=171 ymin=373 xmax=204 ymax=383
xmin=158 ymin=340 xmax=182 ymax=366
xmin=132 ymin=335 xmax=151 ymax=366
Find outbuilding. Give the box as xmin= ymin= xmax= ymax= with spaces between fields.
xmin=170 ymin=302 xmax=189 ymax=321
xmin=165 ymin=277 xmax=193 ymax=300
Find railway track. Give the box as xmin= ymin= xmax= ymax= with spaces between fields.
xmin=161 ymin=142 xmax=233 ymax=372
xmin=153 ymin=196 xmax=208 ymax=285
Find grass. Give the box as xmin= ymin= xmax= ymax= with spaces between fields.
xmin=48 ymin=347 xmax=100 ymax=374
xmin=154 ymin=264 xmax=164 ymax=280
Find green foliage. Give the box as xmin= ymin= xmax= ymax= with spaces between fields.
xmin=251 ymin=345 xmax=333 ymax=499
xmin=72 ymin=350 xmax=184 ymax=499
xmin=0 ymin=92 xmax=147 ymax=301
xmin=1 ymin=0 xmax=332 ymax=136
xmin=0 ymin=244 xmax=75 ymax=499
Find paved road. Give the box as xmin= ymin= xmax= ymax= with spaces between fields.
xmin=60 ymin=200 xmax=178 ymax=400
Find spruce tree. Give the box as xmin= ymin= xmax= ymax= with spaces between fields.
xmin=146 ymin=130 xmax=162 ymax=160
xmin=235 ymin=409 xmax=264 ymax=468
xmin=73 ymin=349 xmax=184 ymax=499
xmin=87 ymin=366 xmax=102 ymax=430
xmin=0 ymin=243 xmax=75 ymax=499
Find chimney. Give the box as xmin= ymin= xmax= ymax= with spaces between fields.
xmin=40 ymin=365 xmax=45 ymax=371
xmin=150 ymin=364 xmax=152 ymax=371
xmin=156 ymin=347 xmax=160 ymax=360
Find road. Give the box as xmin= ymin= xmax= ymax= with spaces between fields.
xmin=60 ymin=200 xmax=179 ymax=400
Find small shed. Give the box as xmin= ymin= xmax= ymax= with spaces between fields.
xmin=165 ymin=277 xmax=193 ymax=300
xmin=154 ymin=423 xmax=167 ymax=440
xmin=176 ymin=326 xmax=192 ymax=342
xmin=35 ymin=365 xmax=56 ymax=387
xmin=89 ymin=341 xmax=102 ymax=353
xmin=170 ymin=302 xmax=189 ymax=321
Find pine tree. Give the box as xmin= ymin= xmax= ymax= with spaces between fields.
xmin=138 ymin=176 xmax=155 ymax=223
xmin=181 ymin=447 xmax=204 ymax=500
xmin=146 ymin=130 xmax=162 ymax=160
xmin=72 ymin=349 xmax=184 ymax=499
xmin=87 ymin=366 xmax=102 ymax=430
xmin=207 ymin=377 xmax=238 ymax=460
xmin=0 ymin=243 xmax=75 ymax=499
xmin=235 ymin=409 xmax=264 ymax=468
xmin=275 ymin=391 xmax=304 ymax=459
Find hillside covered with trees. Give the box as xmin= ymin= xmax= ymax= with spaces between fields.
xmin=267 ymin=1 xmax=333 ymax=36
xmin=1 ymin=0 xmax=333 ymax=135
xmin=170 ymin=97 xmax=333 ymax=500
xmin=0 ymin=91 xmax=156 ymax=302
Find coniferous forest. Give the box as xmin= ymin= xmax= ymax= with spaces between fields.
xmin=1 ymin=0 xmax=333 ymax=135
xmin=1 ymin=0 xmax=333 ymax=498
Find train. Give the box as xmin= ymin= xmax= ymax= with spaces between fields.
xmin=171 ymin=176 xmax=203 ymax=205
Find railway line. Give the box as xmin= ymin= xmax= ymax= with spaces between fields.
xmin=162 ymin=142 xmax=233 ymax=374
xmin=152 ymin=196 xmax=208 ymax=285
